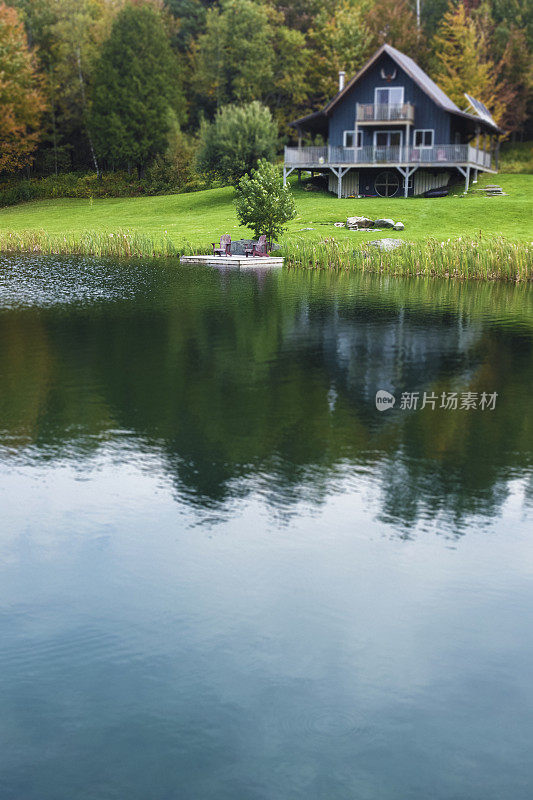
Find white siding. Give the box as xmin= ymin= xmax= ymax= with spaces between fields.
xmin=413 ymin=170 xmax=450 ymax=196
xmin=328 ymin=170 xmax=359 ymax=198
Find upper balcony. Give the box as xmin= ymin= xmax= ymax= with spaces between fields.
xmin=356 ymin=103 xmax=415 ymax=124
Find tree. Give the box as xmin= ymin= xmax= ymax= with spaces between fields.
xmin=366 ymin=0 xmax=426 ymax=64
xmin=0 ymin=2 xmax=46 ymax=172
xmin=309 ymin=0 xmax=372 ymax=102
xmin=196 ymin=102 xmax=277 ymax=183
xmin=433 ymin=2 xmax=502 ymax=119
xmin=10 ymin=0 xmax=119 ymax=174
xmin=235 ymin=159 xmax=296 ymax=245
xmin=191 ymin=0 xmax=309 ymax=129
xmin=90 ymin=2 xmax=185 ymax=175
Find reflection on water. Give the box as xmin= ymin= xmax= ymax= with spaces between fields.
xmin=1 ymin=254 xmax=531 ymax=532
xmin=0 ymin=255 xmax=532 ymax=800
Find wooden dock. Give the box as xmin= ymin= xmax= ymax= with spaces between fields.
xmin=180 ymin=254 xmax=284 ymax=268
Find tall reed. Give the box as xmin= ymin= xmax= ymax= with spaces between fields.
xmin=0 ymin=229 xmax=531 ymax=281
xmin=0 ymin=229 xmax=211 ymax=260
xmin=281 ymin=237 xmax=533 ymax=282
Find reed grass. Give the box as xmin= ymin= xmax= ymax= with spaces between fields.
xmin=282 ymin=236 xmax=533 ymax=281
xmin=0 ymin=229 xmax=211 ymax=260
xmin=0 ymin=228 xmax=531 ymax=281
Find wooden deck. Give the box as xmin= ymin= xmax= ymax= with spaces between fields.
xmin=180 ymin=255 xmax=284 ymax=268
xmin=284 ymin=144 xmax=495 ymax=171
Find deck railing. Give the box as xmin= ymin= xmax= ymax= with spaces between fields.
xmin=356 ymin=103 xmax=415 ymax=123
xmin=284 ymin=145 xmax=492 ymax=169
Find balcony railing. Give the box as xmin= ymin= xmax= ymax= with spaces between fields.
xmin=356 ymin=103 xmax=415 ymax=123
xmin=284 ymin=145 xmax=492 ymax=169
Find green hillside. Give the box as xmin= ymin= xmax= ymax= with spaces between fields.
xmin=0 ymin=173 xmax=531 ymax=247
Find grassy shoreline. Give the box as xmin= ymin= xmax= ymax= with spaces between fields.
xmin=0 ymin=172 xmax=531 ymax=280
xmin=0 ymin=228 xmax=531 ymax=281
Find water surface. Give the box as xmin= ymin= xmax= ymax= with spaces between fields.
xmin=1 ymin=255 xmax=532 ymax=800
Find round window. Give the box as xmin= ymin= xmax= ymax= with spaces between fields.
xmin=375 ymin=171 xmax=400 ymax=198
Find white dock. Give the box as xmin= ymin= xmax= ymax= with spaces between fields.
xmin=180 ymin=254 xmax=284 ymax=268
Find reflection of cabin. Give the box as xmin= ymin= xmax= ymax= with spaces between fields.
xmin=284 ymin=44 xmax=501 ymax=198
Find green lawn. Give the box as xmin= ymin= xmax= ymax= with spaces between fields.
xmin=0 ymin=172 xmax=531 ymax=247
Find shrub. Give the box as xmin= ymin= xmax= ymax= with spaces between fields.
xmin=143 ymin=121 xmax=198 ymax=194
xmin=0 ymin=172 xmax=145 ymax=207
xmin=499 ymin=142 xmax=533 ymax=174
xmin=196 ymin=101 xmax=277 ymax=183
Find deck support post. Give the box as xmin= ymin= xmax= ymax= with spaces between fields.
xmin=283 ymin=166 xmax=295 ymax=187
xmin=330 ymin=166 xmax=350 ymax=199
xmin=464 ymin=165 xmax=470 ymax=194
xmin=398 ymin=166 xmax=417 ymax=198
xmin=475 ymin=125 xmax=480 ymax=174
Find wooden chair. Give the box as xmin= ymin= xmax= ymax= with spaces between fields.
xmin=212 ymin=234 xmax=231 ymax=256
xmin=245 ymin=235 xmax=269 ymax=257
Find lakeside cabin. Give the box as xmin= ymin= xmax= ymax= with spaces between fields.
xmin=284 ymin=44 xmax=502 ymax=198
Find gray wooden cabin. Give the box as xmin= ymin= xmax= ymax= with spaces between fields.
xmin=284 ymin=44 xmax=501 ymax=198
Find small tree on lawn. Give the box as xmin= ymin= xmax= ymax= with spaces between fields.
xmin=235 ymin=159 xmax=296 ymax=246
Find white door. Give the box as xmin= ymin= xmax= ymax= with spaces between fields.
xmin=375 ymin=87 xmax=404 ymax=118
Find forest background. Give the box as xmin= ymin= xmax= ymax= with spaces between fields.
xmin=0 ymin=0 xmax=531 ymax=198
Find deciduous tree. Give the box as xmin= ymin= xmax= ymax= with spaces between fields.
xmin=235 ymin=158 xmax=296 ymax=245
xmin=196 ymin=101 xmax=278 ymax=182
xmin=191 ymin=0 xmax=309 ymax=129
xmin=0 ymin=2 xmax=46 ymax=172
xmin=433 ymin=1 xmax=519 ymax=129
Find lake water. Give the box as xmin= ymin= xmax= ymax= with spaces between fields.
xmin=0 ymin=255 xmax=532 ymax=800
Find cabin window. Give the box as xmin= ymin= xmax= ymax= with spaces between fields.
xmin=375 ymin=171 xmax=400 ymax=197
xmin=344 ymin=130 xmax=363 ymax=148
xmin=375 ymin=87 xmax=404 ymax=106
xmin=374 ymin=131 xmax=402 ymax=148
xmin=414 ymin=129 xmax=434 ymax=148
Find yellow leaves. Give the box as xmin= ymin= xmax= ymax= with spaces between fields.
xmin=432 ymin=1 xmax=511 ymax=128
xmin=0 ymin=2 xmax=47 ymax=172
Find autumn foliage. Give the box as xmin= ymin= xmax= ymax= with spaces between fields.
xmin=0 ymin=3 xmax=46 ymax=173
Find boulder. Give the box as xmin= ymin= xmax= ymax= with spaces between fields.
xmin=346 ymin=216 xmax=374 ymax=229
xmin=369 ymin=238 xmax=405 ymax=251
xmin=334 ymin=222 xmax=345 ymax=228
xmin=373 ymin=218 xmax=395 ymax=228
xmin=393 ymin=222 xmax=404 ymax=230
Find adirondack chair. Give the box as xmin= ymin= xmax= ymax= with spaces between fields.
xmin=245 ymin=235 xmax=269 ymax=257
xmin=212 ymin=234 xmax=231 ymax=256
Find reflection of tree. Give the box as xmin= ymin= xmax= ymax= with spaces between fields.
xmin=0 ymin=259 xmax=531 ymax=533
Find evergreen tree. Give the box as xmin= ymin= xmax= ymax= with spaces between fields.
xmin=0 ymin=2 xmax=46 ymax=172
xmin=90 ymin=2 xmax=185 ymax=175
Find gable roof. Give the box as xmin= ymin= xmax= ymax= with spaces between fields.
xmin=291 ymin=44 xmax=502 ymax=134
xmin=325 ymin=44 xmax=461 ymax=115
